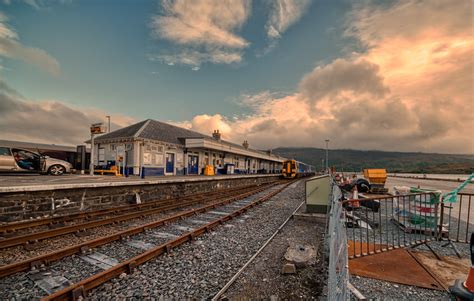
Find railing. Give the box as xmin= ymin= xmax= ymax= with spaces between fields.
xmin=325 ymin=178 xmax=473 ymax=300
xmin=327 ymin=180 xmax=349 ymax=300
xmin=441 ymin=192 xmax=473 ymax=244
xmin=343 ymin=193 xmax=439 ymax=259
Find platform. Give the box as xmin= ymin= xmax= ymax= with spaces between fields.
xmin=0 ymin=174 xmax=279 ymax=193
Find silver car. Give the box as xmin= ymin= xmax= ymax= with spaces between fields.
xmin=0 ymin=146 xmax=72 ymax=175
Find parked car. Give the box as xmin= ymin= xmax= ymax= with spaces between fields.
xmin=0 ymin=146 xmax=72 ymax=175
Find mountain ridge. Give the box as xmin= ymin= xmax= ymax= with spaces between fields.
xmin=272 ymin=147 xmax=474 ymax=174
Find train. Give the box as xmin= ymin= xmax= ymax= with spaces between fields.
xmin=281 ymin=159 xmax=314 ymax=178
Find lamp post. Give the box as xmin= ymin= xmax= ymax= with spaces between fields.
xmin=89 ymin=132 xmax=95 ymax=176
xmin=325 ymin=139 xmax=330 ymax=174
xmin=89 ymin=123 xmax=106 ymax=176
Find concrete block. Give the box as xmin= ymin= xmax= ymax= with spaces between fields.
xmin=281 ymin=263 xmax=297 ymax=274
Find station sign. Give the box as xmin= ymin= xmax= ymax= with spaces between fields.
xmin=90 ymin=123 xmax=106 ymax=134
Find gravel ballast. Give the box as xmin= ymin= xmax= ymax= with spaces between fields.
xmin=89 ymin=180 xmax=310 ymax=300
xmin=0 ymin=181 xmax=296 ymax=300
xmin=222 ymin=205 xmax=327 ymax=300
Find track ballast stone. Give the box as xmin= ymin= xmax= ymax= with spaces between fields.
xmin=90 ymin=181 xmax=306 ymax=300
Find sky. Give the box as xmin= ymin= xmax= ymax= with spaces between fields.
xmin=0 ymin=0 xmax=472 ymax=154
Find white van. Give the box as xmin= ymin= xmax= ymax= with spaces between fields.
xmin=0 ymin=146 xmax=72 ymax=175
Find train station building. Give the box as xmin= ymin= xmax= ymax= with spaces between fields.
xmin=91 ymin=119 xmax=285 ymax=176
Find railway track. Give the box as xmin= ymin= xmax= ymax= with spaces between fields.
xmin=0 ymin=183 xmax=277 ymax=250
xmin=0 ymin=180 xmax=294 ymax=300
xmin=0 ymin=183 xmax=279 ymax=267
xmin=0 ymin=183 xmax=264 ymax=236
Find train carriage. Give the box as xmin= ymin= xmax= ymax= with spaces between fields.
xmin=282 ymin=159 xmax=313 ymax=178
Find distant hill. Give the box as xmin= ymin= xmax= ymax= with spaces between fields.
xmin=272 ymin=147 xmax=474 ymax=174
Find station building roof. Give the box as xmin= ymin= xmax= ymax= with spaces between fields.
xmin=93 ymin=119 xmax=285 ymax=162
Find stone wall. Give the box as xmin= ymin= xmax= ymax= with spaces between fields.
xmin=0 ymin=176 xmax=280 ymax=222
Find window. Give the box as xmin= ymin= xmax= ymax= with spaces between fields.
xmin=11 ymin=148 xmax=40 ymax=170
xmin=110 ymin=144 xmax=116 ymax=151
xmin=0 ymin=147 xmax=10 ymax=156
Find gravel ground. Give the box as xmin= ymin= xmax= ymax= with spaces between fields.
xmin=223 ymin=207 xmax=326 ymax=300
xmin=89 ymin=181 xmax=306 ymax=300
xmin=350 ymin=275 xmax=450 ymax=300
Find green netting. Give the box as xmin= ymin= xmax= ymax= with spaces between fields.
xmin=442 ymin=173 xmax=474 ymax=203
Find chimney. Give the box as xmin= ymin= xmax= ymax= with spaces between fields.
xmin=212 ymin=130 xmax=221 ymax=141
xmin=243 ymin=140 xmax=249 ymax=149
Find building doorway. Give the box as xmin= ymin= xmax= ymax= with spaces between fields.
xmin=165 ymin=153 xmax=175 ymax=175
xmin=187 ymin=154 xmax=199 ymax=175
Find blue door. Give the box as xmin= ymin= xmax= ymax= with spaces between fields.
xmin=188 ymin=155 xmax=198 ymax=175
xmin=165 ymin=153 xmax=174 ymax=174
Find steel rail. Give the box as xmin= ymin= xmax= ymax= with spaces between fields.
xmin=0 ymin=184 xmax=261 ymax=234
xmin=43 ymin=181 xmax=295 ymax=301
xmin=0 ymin=183 xmax=278 ymax=249
xmin=212 ymin=198 xmax=305 ymax=301
xmin=0 ymin=183 xmax=277 ymax=278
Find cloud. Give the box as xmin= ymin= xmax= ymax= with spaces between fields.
xmin=0 ymin=11 xmax=60 ymax=76
xmin=266 ymin=0 xmax=310 ymax=39
xmin=259 ymin=0 xmax=310 ymax=55
xmin=150 ymin=0 xmax=251 ymax=68
xmin=176 ymin=114 xmax=232 ymax=139
xmin=299 ymin=58 xmax=389 ymax=103
xmin=0 ymin=80 xmax=135 ymax=145
xmin=181 ymin=0 xmax=473 ymax=154
xmin=152 ymin=48 xmax=243 ymax=67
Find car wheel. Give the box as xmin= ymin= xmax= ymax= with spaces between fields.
xmin=48 ymin=164 xmax=65 ymax=175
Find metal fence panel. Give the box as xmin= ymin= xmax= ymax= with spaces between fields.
xmin=344 ymin=193 xmax=439 ymax=258
xmin=327 ymin=181 xmax=349 ymax=301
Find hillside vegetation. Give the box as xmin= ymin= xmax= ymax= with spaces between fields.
xmin=273 ymin=147 xmax=474 ymax=174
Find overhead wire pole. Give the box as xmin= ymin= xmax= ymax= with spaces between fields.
xmin=89 ymin=132 xmax=95 ymax=176
xmin=325 ymin=139 xmax=330 ymax=174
